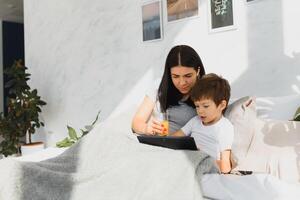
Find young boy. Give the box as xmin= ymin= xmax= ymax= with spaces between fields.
xmin=172 ymin=73 xmax=234 ymax=174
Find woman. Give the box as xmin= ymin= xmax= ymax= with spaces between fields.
xmin=131 ymin=45 xmax=206 ymax=135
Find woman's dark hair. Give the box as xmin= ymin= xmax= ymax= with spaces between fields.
xmin=158 ymin=45 xmax=205 ymax=112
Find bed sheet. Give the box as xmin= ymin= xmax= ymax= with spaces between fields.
xmin=201 ymin=173 xmax=300 ymax=200
xmin=11 ymin=147 xmax=300 ymax=200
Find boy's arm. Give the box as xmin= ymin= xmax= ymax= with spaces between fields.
xmin=216 ymin=150 xmax=232 ymax=174
xmin=171 ymin=116 xmax=196 ymax=137
xmin=217 ymin=120 xmax=235 ymax=174
xmin=170 ymin=130 xmax=185 ymax=137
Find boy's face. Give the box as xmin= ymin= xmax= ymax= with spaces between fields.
xmin=194 ymin=98 xmax=226 ymax=125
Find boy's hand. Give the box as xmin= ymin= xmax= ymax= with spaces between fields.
xmin=170 ymin=130 xmax=185 ymax=137
xmin=217 ymin=150 xmax=232 ymax=174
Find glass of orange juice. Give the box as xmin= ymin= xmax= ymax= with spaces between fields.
xmin=160 ymin=111 xmax=169 ymax=136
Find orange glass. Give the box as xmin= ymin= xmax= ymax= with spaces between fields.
xmin=159 ymin=120 xmax=169 ymax=136
xmin=158 ymin=111 xmax=169 ymax=136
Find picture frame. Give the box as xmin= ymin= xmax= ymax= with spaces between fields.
xmin=142 ymin=0 xmax=163 ymax=42
xmin=208 ymin=0 xmax=236 ymax=33
xmin=166 ymin=0 xmax=199 ymax=23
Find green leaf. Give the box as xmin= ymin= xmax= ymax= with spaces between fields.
xmin=91 ymin=111 xmax=101 ymax=126
xmin=56 ymin=138 xmax=74 ymax=148
xmin=57 ymin=137 xmax=69 ymax=144
xmin=293 ymin=107 xmax=300 ymax=121
xmin=80 ymin=129 xmax=89 ymax=136
xmin=36 ymin=107 xmax=42 ymax=112
xmin=38 ymin=100 xmax=47 ymax=105
xmin=67 ymin=126 xmax=78 ymax=140
xmin=32 ymin=89 xmax=37 ymax=96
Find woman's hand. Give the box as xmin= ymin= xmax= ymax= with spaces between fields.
xmin=132 ymin=96 xmax=168 ymax=136
xmin=145 ymin=118 xmax=165 ymax=135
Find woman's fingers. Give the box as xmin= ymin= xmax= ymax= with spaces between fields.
xmin=145 ymin=118 xmax=167 ymax=135
xmin=151 ymin=118 xmax=165 ymax=135
xmin=145 ymin=120 xmax=160 ymax=135
xmin=152 ymin=124 xmax=163 ymax=134
xmin=152 ymin=118 xmax=162 ymax=126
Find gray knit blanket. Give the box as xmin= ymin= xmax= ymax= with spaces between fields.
xmin=0 ymin=111 xmax=218 ymax=200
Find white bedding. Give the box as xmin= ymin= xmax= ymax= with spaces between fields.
xmin=0 ymin=114 xmax=217 ymax=200
xmin=14 ymin=147 xmax=67 ymax=162
xmin=201 ymin=173 xmax=300 ymax=200
xmin=13 ymin=146 xmax=300 ymax=200
xmin=7 ymin=104 xmax=300 ymax=200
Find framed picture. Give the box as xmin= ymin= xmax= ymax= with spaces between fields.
xmin=208 ymin=0 xmax=236 ymax=33
xmin=142 ymin=0 xmax=163 ymax=42
xmin=167 ymin=0 xmax=199 ymax=23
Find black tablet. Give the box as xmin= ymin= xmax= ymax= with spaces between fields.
xmin=137 ymin=135 xmax=198 ymax=150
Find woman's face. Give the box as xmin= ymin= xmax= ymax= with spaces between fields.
xmin=170 ymin=65 xmax=198 ymax=94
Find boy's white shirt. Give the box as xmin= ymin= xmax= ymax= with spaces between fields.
xmin=181 ymin=116 xmax=234 ymax=160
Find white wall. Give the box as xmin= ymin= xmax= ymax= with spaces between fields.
xmin=24 ymin=0 xmax=300 ymax=146
xmin=232 ymin=0 xmax=300 ymax=97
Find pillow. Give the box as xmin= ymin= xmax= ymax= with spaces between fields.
xmin=224 ymin=96 xmax=257 ymax=167
xmin=256 ymin=94 xmax=300 ymax=120
xmin=226 ymin=96 xmax=300 ymax=183
xmin=236 ymin=119 xmax=300 ymax=183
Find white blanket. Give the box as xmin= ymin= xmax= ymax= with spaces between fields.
xmin=16 ymin=147 xmax=300 ymax=200
xmin=0 ymin=111 xmax=217 ymax=200
xmin=1 ymin=108 xmax=300 ymax=200
xmin=201 ymin=173 xmax=300 ymax=200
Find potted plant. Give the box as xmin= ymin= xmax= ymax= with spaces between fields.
xmin=0 ymin=60 xmax=46 ymax=157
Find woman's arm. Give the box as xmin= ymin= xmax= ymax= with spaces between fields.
xmin=216 ymin=150 xmax=232 ymax=174
xmin=131 ymin=96 xmax=164 ymax=135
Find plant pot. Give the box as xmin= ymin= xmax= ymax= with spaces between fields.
xmin=21 ymin=142 xmax=45 ymax=156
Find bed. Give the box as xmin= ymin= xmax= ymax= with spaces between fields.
xmin=0 ymin=95 xmax=299 ymax=200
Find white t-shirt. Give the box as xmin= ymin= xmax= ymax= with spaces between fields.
xmin=181 ymin=116 xmax=234 ymax=160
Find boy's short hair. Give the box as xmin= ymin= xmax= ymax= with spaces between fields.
xmin=190 ymin=73 xmax=231 ymax=113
